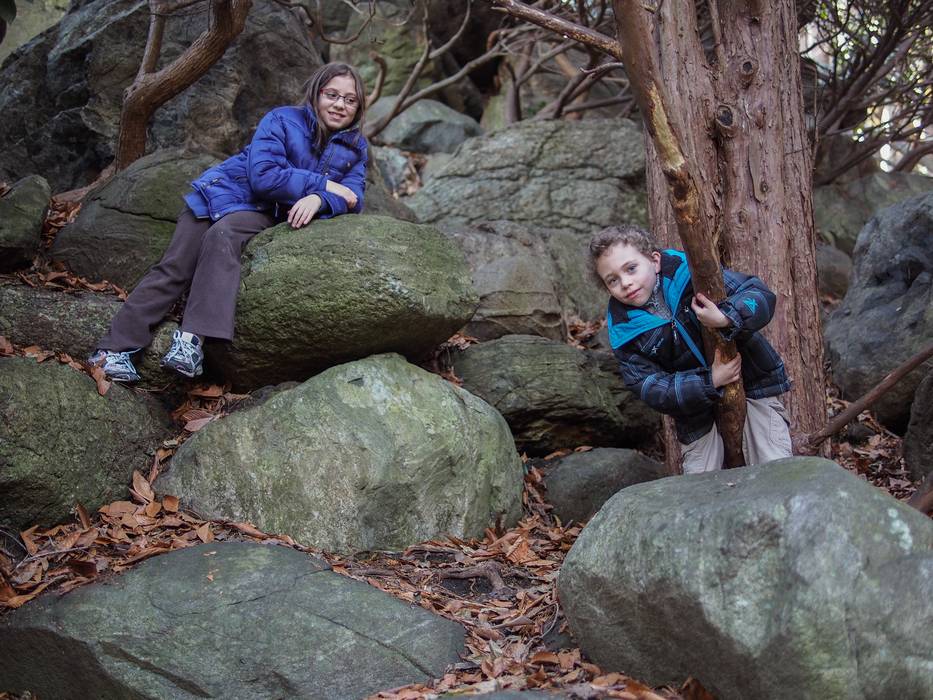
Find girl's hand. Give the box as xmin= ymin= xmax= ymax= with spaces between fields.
xmin=326 ymin=180 xmax=358 ymax=208
xmin=711 ymin=347 xmax=742 ymax=388
xmin=288 ymin=194 xmax=322 ymax=228
xmin=691 ymin=292 xmax=731 ymax=329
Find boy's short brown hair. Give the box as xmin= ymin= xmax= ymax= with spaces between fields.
xmin=587 ymin=225 xmax=658 ymax=287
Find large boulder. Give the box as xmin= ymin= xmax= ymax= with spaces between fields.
xmin=51 ymin=149 xmax=416 ymax=291
xmin=0 ymin=175 xmax=50 ymax=271
xmin=0 ymin=285 xmax=178 ymax=389
xmin=543 ymin=448 xmax=666 ymax=524
xmin=209 ymin=214 xmax=478 ymax=390
xmin=825 ymin=192 xmax=933 ymax=430
xmin=0 ymin=0 xmax=321 ymax=191
xmin=0 ymin=357 xmax=170 ymax=530
xmin=368 ymin=96 xmax=484 ymax=154
xmin=442 ymin=221 xmax=565 ymax=341
xmin=157 ymin=354 xmax=523 ymax=553
xmin=0 ymin=542 xmax=465 ymax=699
xmin=51 ymin=149 xmax=219 ymax=289
xmin=814 ymin=172 xmax=933 ymax=255
xmin=452 ymin=335 xmax=658 ymax=455
xmin=904 ymin=368 xmax=933 ymax=480
xmin=558 ymin=458 xmax=933 ymax=699
xmin=815 ymin=240 xmax=852 ymax=299
xmin=406 ymin=118 xmax=647 ymax=234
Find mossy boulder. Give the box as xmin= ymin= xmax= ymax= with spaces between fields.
xmin=0 ymin=175 xmax=50 ymax=272
xmin=0 ymin=542 xmax=465 ymax=699
xmin=558 ymin=458 xmax=933 ymax=699
xmin=51 ymin=149 xmax=218 ymax=290
xmin=452 ymin=335 xmax=658 ymax=455
xmin=210 ymin=214 xmax=478 ymax=390
xmin=158 ymin=354 xmax=523 ymax=553
xmin=0 ymin=285 xmax=178 ymax=391
xmin=0 ymin=357 xmax=171 ymax=530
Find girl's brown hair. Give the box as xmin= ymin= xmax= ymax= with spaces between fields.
xmin=300 ymin=62 xmax=366 ymax=151
xmin=586 ymin=225 xmax=658 ymax=287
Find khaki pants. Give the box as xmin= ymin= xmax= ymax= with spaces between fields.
xmin=680 ymin=396 xmax=792 ymax=474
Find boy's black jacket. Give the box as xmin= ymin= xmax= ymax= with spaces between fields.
xmin=607 ymin=250 xmax=791 ymax=444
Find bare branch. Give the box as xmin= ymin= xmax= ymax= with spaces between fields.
xmin=489 ymin=0 xmax=623 ymax=60
xmin=429 ymin=0 xmax=472 ymax=60
xmin=366 ymin=52 xmax=387 ymax=107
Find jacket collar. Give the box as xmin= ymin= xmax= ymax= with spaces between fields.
xmin=303 ymin=104 xmax=362 ymax=145
xmin=607 ymin=249 xmax=692 ymax=350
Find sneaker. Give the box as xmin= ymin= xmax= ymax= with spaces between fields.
xmin=88 ymin=349 xmax=141 ymax=383
xmin=160 ymin=330 xmax=204 ymax=378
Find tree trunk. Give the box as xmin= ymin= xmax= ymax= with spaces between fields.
xmin=115 ymin=0 xmax=252 ymax=171
xmin=620 ymin=0 xmax=825 ymax=454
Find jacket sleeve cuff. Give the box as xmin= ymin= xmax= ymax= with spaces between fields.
xmin=717 ymin=303 xmax=743 ymax=341
xmin=702 ymin=368 xmax=724 ymax=400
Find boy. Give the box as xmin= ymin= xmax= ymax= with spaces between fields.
xmin=589 ymin=225 xmax=793 ymax=473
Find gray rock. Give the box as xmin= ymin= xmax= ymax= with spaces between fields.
xmin=442 ymin=221 xmax=565 ymax=341
xmin=538 ymin=227 xmax=608 ymax=322
xmin=51 ymin=149 xmax=219 ymax=290
xmin=0 ymin=542 xmax=465 ymax=699
xmin=0 ymin=285 xmax=178 ymax=390
xmin=406 ymin=118 xmax=647 ymax=234
xmin=0 ymin=1 xmax=321 ymax=191
xmin=209 ymin=214 xmax=477 ymax=390
xmin=0 ymin=356 xmax=170 ymax=530
xmin=452 ymin=335 xmax=658 ymax=455
xmin=365 ymin=157 xmax=418 ymax=221
xmin=814 ymin=172 xmax=933 ymax=255
xmin=371 ymin=144 xmax=411 ymax=194
xmin=0 ymin=175 xmax=50 ymax=271
xmin=543 ymin=448 xmax=666 ymax=524
xmin=369 ymin=96 xmax=484 ymax=154
xmin=825 ymin=192 xmax=933 ymax=430
xmin=558 ymin=457 xmax=933 ymax=699
xmin=0 ymin=0 xmax=69 ymax=64
xmin=158 ymin=354 xmax=523 ymax=553
xmin=904 ymin=369 xmax=933 ymax=480
xmin=815 ymin=240 xmax=852 ymax=299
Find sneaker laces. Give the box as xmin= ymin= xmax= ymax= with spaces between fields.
xmin=165 ymin=334 xmax=202 ymax=367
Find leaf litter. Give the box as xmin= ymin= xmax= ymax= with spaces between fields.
xmin=0 ymin=331 xmax=924 ymax=699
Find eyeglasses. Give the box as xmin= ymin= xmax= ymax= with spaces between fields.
xmin=319 ymin=89 xmax=360 ymax=110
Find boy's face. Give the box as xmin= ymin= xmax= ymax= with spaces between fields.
xmin=596 ymin=243 xmax=661 ymax=307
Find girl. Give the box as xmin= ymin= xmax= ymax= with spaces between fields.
xmin=589 ymin=225 xmax=793 ymax=473
xmin=90 ymin=62 xmax=369 ymax=381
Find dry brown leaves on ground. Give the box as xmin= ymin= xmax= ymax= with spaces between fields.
xmin=0 ymin=335 xmax=112 ymax=396
xmin=0 ymin=455 xmax=696 ymax=699
xmin=825 ymin=394 xmax=916 ymax=502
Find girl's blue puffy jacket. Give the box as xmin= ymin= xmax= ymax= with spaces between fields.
xmin=607 ymin=250 xmax=792 ymax=444
xmin=183 ymin=104 xmax=368 ymax=222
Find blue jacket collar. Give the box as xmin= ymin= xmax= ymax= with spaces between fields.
xmin=302 ymin=104 xmax=362 ymax=144
xmin=607 ymin=249 xmax=692 ymax=350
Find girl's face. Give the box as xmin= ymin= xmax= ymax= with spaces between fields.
xmin=596 ymin=243 xmax=661 ymax=307
xmin=317 ymin=74 xmax=360 ymax=131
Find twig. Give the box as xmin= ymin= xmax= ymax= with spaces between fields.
xmin=438 ymin=562 xmax=509 ymax=592
xmin=805 ymin=343 xmax=933 ymax=450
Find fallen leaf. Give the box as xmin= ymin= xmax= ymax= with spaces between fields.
xmin=529 ymin=651 xmax=561 ymax=665
xmin=196 ymin=523 xmax=213 ymax=543
xmin=132 ymin=470 xmax=155 ymax=503
xmin=184 ymin=416 xmax=215 ymax=432
xmin=75 ymin=502 xmax=92 ymax=530
xmin=144 ymin=501 xmax=162 ymax=518
xmin=163 ymin=495 xmax=179 ymax=513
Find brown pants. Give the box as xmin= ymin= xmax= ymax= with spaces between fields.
xmin=680 ymin=396 xmax=793 ymax=473
xmin=98 ymin=208 xmax=275 ymax=351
